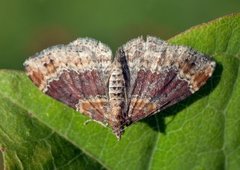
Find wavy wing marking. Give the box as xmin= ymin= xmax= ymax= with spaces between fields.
xmin=122 ymin=36 xmax=215 ymax=122
xmin=24 ymin=38 xmax=112 ymax=123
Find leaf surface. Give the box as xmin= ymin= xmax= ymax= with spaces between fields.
xmin=1 ymin=13 xmax=240 ymax=170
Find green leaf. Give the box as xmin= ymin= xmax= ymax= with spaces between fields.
xmin=1 ymin=13 xmax=240 ymax=169
xmin=0 ymin=80 xmax=104 ymax=169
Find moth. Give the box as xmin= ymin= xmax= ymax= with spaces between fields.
xmin=24 ymin=36 xmax=215 ymax=139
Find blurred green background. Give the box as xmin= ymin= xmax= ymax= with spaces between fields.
xmin=0 ymin=0 xmax=240 ymax=70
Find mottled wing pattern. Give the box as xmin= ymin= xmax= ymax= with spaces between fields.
xmin=122 ymin=36 xmax=215 ymax=123
xmin=24 ymin=36 xmax=216 ymax=139
xmin=24 ymin=38 xmax=112 ymax=123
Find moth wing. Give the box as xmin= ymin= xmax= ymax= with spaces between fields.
xmin=24 ymin=38 xmax=112 ymax=123
xmin=122 ymin=36 xmax=215 ymax=123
